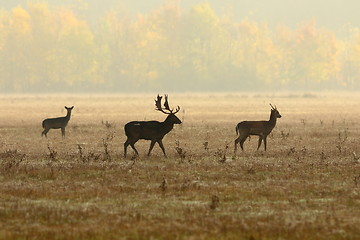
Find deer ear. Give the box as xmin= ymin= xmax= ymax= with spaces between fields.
xmin=64 ymin=106 xmax=67 ymax=109
xmin=71 ymin=106 xmax=74 ymax=109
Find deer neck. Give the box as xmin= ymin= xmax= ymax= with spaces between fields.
xmin=162 ymin=116 xmax=175 ymax=132
xmin=268 ymin=112 xmax=277 ymax=127
xmin=65 ymin=110 xmax=72 ymax=121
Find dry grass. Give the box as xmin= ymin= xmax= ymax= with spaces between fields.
xmin=1 ymin=93 xmax=360 ymax=240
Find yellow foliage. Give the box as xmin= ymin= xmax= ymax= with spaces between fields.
xmin=0 ymin=11 xmax=9 ymax=49
xmin=296 ymin=20 xmax=317 ymax=44
xmin=351 ymin=33 xmax=360 ymax=62
xmin=239 ymin=18 xmax=259 ymax=36
xmin=59 ymin=9 xmax=82 ymax=29
xmin=11 ymin=6 xmax=31 ymax=35
xmin=0 ymin=1 xmax=358 ymax=91
xmin=27 ymin=2 xmax=51 ymax=16
xmin=191 ymin=2 xmax=219 ymax=27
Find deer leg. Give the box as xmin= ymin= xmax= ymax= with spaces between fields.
xmin=239 ymin=136 xmax=247 ymax=151
xmin=61 ymin=127 xmax=65 ymax=137
xmin=124 ymin=139 xmax=130 ymax=158
xmin=264 ymin=136 xmax=267 ymax=151
xmin=130 ymin=142 xmax=139 ymax=156
xmin=42 ymin=128 xmax=49 ymax=138
xmin=257 ymin=136 xmax=263 ymax=150
xmin=234 ymin=137 xmax=240 ymax=153
xmin=157 ymin=140 xmax=167 ymax=158
xmin=147 ymin=140 xmax=156 ymax=156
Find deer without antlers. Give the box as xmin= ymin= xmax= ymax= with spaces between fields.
xmin=234 ymin=104 xmax=281 ymax=152
xmin=42 ymin=106 xmax=74 ymax=137
xmin=124 ymin=95 xmax=181 ymax=158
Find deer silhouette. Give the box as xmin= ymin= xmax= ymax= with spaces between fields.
xmin=42 ymin=106 xmax=74 ymax=137
xmin=124 ymin=95 xmax=181 ymax=158
xmin=234 ymin=104 xmax=281 ymax=152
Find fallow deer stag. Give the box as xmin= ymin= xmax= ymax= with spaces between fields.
xmin=234 ymin=104 xmax=281 ymax=152
xmin=42 ymin=106 xmax=74 ymax=137
xmin=124 ymin=95 xmax=181 ymax=158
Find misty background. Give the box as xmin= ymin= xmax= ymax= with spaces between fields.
xmin=1 ymin=0 xmax=360 ymax=92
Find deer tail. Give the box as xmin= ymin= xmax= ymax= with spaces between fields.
xmin=235 ymin=125 xmax=239 ymax=136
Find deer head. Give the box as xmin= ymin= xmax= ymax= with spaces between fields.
xmin=270 ymin=104 xmax=281 ymax=118
xmin=155 ymin=94 xmax=181 ymax=124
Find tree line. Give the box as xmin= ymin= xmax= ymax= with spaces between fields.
xmin=1 ymin=2 xmax=360 ymax=92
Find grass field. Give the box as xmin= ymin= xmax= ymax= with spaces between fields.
xmin=1 ymin=93 xmax=360 ymax=240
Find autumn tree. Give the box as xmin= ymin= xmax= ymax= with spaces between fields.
xmin=284 ymin=20 xmax=340 ymax=89
xmin=0 ymin=1 xmax=353 ymax=92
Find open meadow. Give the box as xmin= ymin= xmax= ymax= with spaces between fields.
xmin=1 ymin=93 xmax=360 ymax=240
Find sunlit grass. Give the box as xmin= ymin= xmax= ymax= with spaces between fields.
xmin=1 ymin=93 xmax=360 ymax=239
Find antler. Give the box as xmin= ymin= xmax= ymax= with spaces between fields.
xmin=269 ymin=103 xmax=276 ymax=110
xmin=163 ymin=95 xmax=171 ymax=112
xmin=155 ymin=95 xmax=168 ymax=114
xmin=173 ymin=105 xmax=180 ymax=114
xmin=155 ymin=94 xmax=180 ymax=114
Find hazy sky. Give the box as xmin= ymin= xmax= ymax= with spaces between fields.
xmin=1 ymin=0 xmax=360 ymax=92
xmin=2 ymin=0 xmax=360 ymax=29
